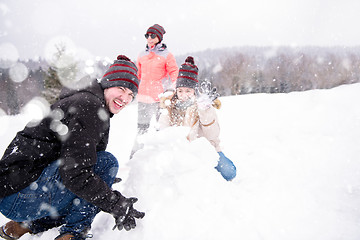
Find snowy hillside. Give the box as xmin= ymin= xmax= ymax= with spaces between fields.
xmin=1 ymin=83 xmax=360 ymax=240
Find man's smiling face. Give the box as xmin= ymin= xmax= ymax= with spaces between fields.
xmin=104 ymin=86 xmax=134 ymax=114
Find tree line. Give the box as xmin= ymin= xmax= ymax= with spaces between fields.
xmin=1 ymin=46 xmax=360 ymax=115
xmin=178 ymin=46 xmax=360 ymax=96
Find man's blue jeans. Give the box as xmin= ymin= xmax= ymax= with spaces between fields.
xmin=0 ymin=151 xmax=118 ymax=236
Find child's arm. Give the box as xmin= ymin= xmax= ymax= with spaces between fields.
xmin=198 ymin=106 xmax=222 ymax=152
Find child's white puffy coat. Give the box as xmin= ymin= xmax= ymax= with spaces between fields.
xmin=158 ymin=93 xmax=222 ymax=152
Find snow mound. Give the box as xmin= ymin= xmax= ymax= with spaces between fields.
xmin=117 ymin=127 xmax=238 ymax=240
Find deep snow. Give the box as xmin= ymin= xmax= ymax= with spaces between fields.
xmin=1 ymin=83 xmax=360 ymax=240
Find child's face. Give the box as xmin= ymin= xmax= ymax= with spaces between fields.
xmin=176 ymin=87 xmax=195 ymax=101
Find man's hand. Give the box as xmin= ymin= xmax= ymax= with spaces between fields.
xmin=114 ymin=204 xmax=145 ymax=231
xmin=111 ymin=192 xmax=145 ymax=231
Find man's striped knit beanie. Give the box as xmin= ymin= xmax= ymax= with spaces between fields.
xmin=100 ymin=55 xmax=139 ymax=96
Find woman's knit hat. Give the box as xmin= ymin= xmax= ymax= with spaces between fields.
xmin=176 ymin=56 xmax=199 ymax=90
xmin=100 ymin=55 xmax=139 ymax=96
xmin=146 ymin=24 xmax=166 ymax=42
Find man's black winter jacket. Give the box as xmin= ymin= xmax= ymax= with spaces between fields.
xmin=0 ymin=81 xmax=122 ymax=214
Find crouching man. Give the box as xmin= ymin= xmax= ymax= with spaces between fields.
xmin=0 ymin=55 xmax=144 ymax=240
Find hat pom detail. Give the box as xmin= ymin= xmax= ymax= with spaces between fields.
xmin=185 ymin=56 xmax=195 ymax=65
xmin=117 ymin=55 xmax=131 ymax=61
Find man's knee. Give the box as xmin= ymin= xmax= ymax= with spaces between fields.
xmin=95 ymin=151 xmax=119 ymax=184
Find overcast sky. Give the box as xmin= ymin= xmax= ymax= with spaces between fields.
xmin=0 ymin=0 xmax=359 ymax=62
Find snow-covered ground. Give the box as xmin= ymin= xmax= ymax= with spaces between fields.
xmin=1 ymin=83 xmax=360 ymax=240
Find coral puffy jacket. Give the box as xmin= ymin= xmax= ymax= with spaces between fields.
xmin=136 ymin=44 xmax=179 ymax=103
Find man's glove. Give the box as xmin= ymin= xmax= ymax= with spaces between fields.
xmin=113 ymin=202 xmax=145 ymax=231
xmin=111 ymin=192 xmax=145 ymax=231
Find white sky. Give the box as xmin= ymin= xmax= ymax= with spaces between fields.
xmin=0 ymin=0 xmax=359 ymax=61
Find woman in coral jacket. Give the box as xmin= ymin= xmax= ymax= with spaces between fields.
xmin=136 ymin=24 xmax=179 ymax=134
xmin=158 ymin=57 xmax=236 ymax=181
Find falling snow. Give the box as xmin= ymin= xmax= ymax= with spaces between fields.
xmin=1 ymin=83 xmax=360 ymax=240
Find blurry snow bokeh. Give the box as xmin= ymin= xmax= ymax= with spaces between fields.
xmin=0 ymin=42 xmax=19 ymax=69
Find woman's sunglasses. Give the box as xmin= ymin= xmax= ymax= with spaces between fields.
xmin=144 ymin=33 xmax=157 ymax=39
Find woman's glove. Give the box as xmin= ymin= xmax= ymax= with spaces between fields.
xmin=110 ymin=191 xmax=145 ymax=231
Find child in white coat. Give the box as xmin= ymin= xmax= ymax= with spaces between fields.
xmin=158 ymin=56 xmax=236 ymax=181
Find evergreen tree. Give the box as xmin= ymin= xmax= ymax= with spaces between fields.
xmin=1 ymin=69 xmax=20 ymax=115
xmin=43 ymin=65 xmax=62 ymax=104
xmin=42 ymin=43 xmax=78 ymax=104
